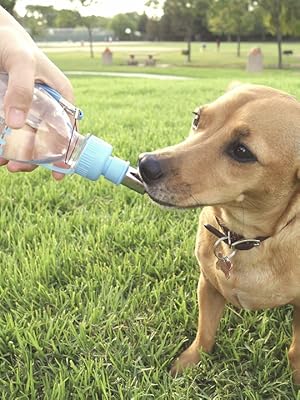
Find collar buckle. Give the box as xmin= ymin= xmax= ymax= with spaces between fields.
xmin=231 ymin=238 xmax=261 ymax=251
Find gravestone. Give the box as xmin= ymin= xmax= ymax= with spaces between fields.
xmin=145 ymin=54 xmax=156 ymax=66
xmin=128 ymin=54 xmax=138 ymax=66
xmin=102 ymin=48 xmax=113 ymax=65
xmin=246 ymin=47 xmax=263 ymax=72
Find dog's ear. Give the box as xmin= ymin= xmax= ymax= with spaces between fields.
xmin=226 ymin=81 xmax=244 ymax=92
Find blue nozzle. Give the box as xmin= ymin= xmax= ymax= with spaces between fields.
xmin=74 ymin=135 xmax=129 ymax=183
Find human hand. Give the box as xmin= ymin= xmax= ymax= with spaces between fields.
xmin=0 ymin=6 xmax=74 ymax=179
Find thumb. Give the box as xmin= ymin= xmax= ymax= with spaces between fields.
xmin=4 ymin=60 xmax=35 ymax=129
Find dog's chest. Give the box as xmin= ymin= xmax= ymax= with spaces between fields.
xmin=222 ymin=273 xmax=292 ymax=310
xmin=198 ymin=245 xmax=296 ymax=310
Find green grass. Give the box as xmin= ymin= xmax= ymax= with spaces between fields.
xmin=1 ymin=52 xmax=300 ymax=398
xmin=44 ymin=40 xmax=300 ymax=72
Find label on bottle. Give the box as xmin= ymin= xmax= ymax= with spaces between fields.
xmin=0 ymin=116 xmax=9 ymax=156
xmin=0 ymin=116 xmax=6 ymax=137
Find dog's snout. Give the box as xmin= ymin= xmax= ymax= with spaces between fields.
xmin=139 ymin=154 xmax=163 ymax=184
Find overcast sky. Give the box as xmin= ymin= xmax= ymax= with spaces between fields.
xmin=15 ymin=0 xmax=164 ymax=17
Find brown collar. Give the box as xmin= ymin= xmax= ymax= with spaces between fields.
xmin=204 ymin=217 xmax=270 ymax=251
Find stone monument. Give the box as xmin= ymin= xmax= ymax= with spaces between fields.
xmin=102 ymin=48 xmax=113 ymax=65
xmin=246 ymin=47 xmax=263 ymax=72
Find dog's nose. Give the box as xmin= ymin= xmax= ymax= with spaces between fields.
xmin=139 ymin=153 xmax=163 ymax=184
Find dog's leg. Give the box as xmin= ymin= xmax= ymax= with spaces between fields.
xmin=170 ymin=273 xmax=225 ymax=376
xmin=288 ymin=305 xmax=300 ymax=384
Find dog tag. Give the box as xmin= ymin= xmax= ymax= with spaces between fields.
xmin=216 ymin=254 xmax=233 ymax=280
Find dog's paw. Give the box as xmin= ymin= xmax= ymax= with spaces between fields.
xmin=292 ymin=370 xmax=300 ymax=386
xmin=288 ymin=348 xmax=300 ymax=385
xmin=170 ymin=344 xmax=201 ymax=376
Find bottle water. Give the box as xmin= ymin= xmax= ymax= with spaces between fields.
xmin=0 ymin=73 xmax=145 ymax=194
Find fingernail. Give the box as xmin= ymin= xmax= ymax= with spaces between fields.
xmin=6 ymin=108 xmax=26 ymax=128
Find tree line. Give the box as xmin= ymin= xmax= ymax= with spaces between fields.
xmin=1 ymin=0 xmax=300 ymax=68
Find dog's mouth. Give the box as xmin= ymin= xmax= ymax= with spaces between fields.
xmin=145 ymin=185 xmax=202 ymax=209
xmin=147 ymin=192 xmax=179 ymax=208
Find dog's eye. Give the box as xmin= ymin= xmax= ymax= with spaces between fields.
xmin=192 ymin=110 xmax=201 ymax=129
xmin=227 ymin=142 xmax=257 ymax=163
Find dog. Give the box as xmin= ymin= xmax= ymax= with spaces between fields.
xmin=138 ymin=83 xmax=300 ymax=383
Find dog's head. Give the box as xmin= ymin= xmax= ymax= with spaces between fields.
xmin=139 ymin=84 xmax=300 ymax=211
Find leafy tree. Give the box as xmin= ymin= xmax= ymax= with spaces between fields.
xmin=0 ymin=0 xmax=16 ymax=15
xmin=208 ymin=0 xmax=255 ymax=57
xmin=254 ymin=0 xmax=300 ymax=68
xmin=25 ymin=5 xmax=59 ymax=27
xmin=145 ymin=18 xmax=160 ymax=40
xmin=23 ymin=5 xmax=55 ymax=39
xmin=76 ymin=0 xmax=101 ymax=58
xmin=147 ymin=0 xmax=210 ymax=43
xmin=80 ymin=15 xmax=99 ymax=58
xmin=137 ymin=12 xmax=148 ymax=38
xmin=110 ymin=13 xmax=140 ymax=40
xmin=54 ymin=9 xmax=81 ymax=28
xmin=159 ymin=0 xmax=210 ymax=60
xmin=22 ymin=6 xmax=81 ymax=36
xmin=250 ymin=4 xmax=267 ymax=40
xmin=157 ymin=13 xmax=172 ymax=40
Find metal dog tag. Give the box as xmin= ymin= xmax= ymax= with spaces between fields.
xmin=216 ymin=254 xmax=233 ymax=280
xmin=214 ymin=237 xmax=236 ymax=280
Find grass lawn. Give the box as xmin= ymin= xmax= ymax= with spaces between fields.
xmin=44 ymin=40 xmax=300 ymax=72
xmin=1 ymin=47 xmax=300 ymax=398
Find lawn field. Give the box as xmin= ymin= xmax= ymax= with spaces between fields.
xmin=1 ymin=48 xmax=300 ymax=398
xmin=42 ymin=40 xmax=300 ymax=71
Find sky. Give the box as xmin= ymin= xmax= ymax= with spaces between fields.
xmin=15 ymin=0 xmax=164 ymax=17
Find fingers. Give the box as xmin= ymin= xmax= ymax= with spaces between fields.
xmin=6 ymin=161 xmax=37 ymax=173
xmin=3 ymin=49 xmax=35 ymax=129
xmin=52 ymin=171 xmax=65 ymax=180
xmin=51 ymin=160 xmax=70 ymax=181
xmin=0 ymin=157 xmax=37 ymax=173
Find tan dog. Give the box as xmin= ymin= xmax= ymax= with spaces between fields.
xmin=138 ymin=83 xmax=300 ymax=383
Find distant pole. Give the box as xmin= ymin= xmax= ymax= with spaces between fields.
xmin=88 ymin=27 xmax=94 ymax=58
xmin=186 ymin=2 xmax=192 ymax=63
xmin=187 ymin=39 xmax=191 ymax=62
xmin=275 ymin=0 xmax=282 ymax=69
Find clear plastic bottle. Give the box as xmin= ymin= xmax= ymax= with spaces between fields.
xmin=0 ymin=73 xmax=144 ymax=194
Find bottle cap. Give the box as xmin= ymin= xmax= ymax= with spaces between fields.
xmin=74 ymin=135 xmax=129 ymax=183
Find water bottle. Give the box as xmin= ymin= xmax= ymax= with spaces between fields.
xmin=0 ymin=73 xmax=145 ymax=194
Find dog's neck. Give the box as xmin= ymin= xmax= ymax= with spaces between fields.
xmin=212 ymin=190 xmax=300 ymax=239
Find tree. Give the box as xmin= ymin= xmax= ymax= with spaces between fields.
xmin=159 ymin=0 xmax=210 ymax=61
xmin=54 ymin=9 xmax=81 ymax=28
xmin=25 ymin=5 xmax=59 ymax=27
xmin=249 ymin=4 xmax=267 ymax=40
xmin=145 ymin=18 xmax=160 ymax=41
xmin=208 ymin=0 xmax=255 ymax=57
xmin=255 ymin=0 xmax=300 ymax=69
xmin=23 ymin=5 xmax=56 ymax=39
xmin=80 ymin=15 xmax=99 ymax=58
xmin=137 ymin=13 xmax=148 ymax=38
xmin=76 ymin=0 xmax=101 ymax=58
xmin=110 ymin=12 xmax=141 ymax=40
xmin=0 ymin=0 xmax=16 ymax=15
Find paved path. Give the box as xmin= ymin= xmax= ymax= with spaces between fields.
xmin=65 ymin=71 xmax=193 ymax=80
